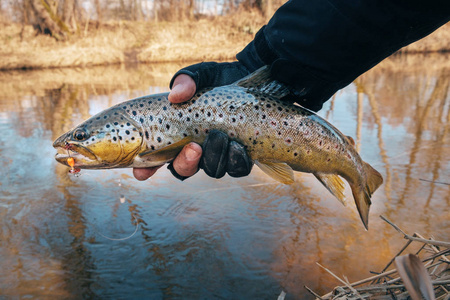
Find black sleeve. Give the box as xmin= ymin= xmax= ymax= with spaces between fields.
xmin=237 ymin=0 xmax=450 ymax=111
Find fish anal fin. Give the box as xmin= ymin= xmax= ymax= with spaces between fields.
xmin=255 ymin=160 xmax=294 ymax=184
xmin=235 ymin=66 xmax=290 ymax=99
xmin=314 ymin=173 xmax=346 ymax=206
xmin=138 ymin=136 xmax=193 ymax=164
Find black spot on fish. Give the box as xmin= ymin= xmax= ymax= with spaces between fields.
xmin=271 ymin=121 xmax=277 ymax=126
xmin=262 ymin=114 xmax=266 ymax=119
xmin=195 ymin=113 xmax=199 ymax=118
xmin=229 ymin=105 xmax=235 ymax=110
xmin=204 ymin=100 xmax=208 ymax=104
xmin=186 ymin=117 xmax=191 ymax=121
xmin=168 ymin=141 xmax=172 ymax=145
xmin=194 ymin=128 xmax=199 ymax=134
xmin=132 ymin=111 xmax=137 ymax=116
xmin=120 ymin=124 xmax=124 ymax=127
xmin=231 ymin=117 xmax=236 ymax=122
xmin=277 ymin=107 xmax=283 ymax=111
xmin=207 ymin=111 xmax=211 ymax=117
xmin=114 ymin=122 xmax=118 ymax=125
xmin=219 ymin=113 xmax=223 ymax=118
xmin=123 ymin=106 xmax=127 ymax=109
xmin=158 ymin=118 xmax=162 ymax=124
xmin=294 ymin=152 xmax=298 ymax=156
xmin=157 ymin=98 xmax=162 ymax=101
xmin=286 ymin=139 xmax=291 ymax=144
xmin=114 ymin=112 xmax=118 ymax=115
xmin=148 ymin=100 xmax=152 ymax=104
xmin=151 ymin=145 xmax=155 ymax=150
xmin=204 ymin=129 xmax=209 ymax=134
xmin=254 ymin=105 xmax=259 ymax=110
xmin=106 ymin=124 xmax=110 ymax=128
xmin=157 ymin=137 xmax=162 ymax=143
xmin=283 ymin=121 xmax=288 ymax=126
xmin=96 ymin=117 xmax=100 ymax=120
xmin=140 ymin=103 xmax=144 ymax=108
xmin=319 ymin=140 xmax=322 ymax=146
xmin=125 ymin=130 xmax=130 ymax=135
xmin=140 ymin=118 xmax=144 ymax=123
xmin=139 ymin=132 xmax=143 ymax=137
xmin=163 ymin=106 xmax=167 ymax=111
xmin=166 ymin=124 xmax=170 ymax=130
xmin=119 ymin=136 xmax=122 ymax=140
xmin=126 ymin=122 xmax=130 ymax=126
xmin=188 ymin=108 xmax=192 ymax=113
xmin=327 ymin=158 xmax=331 ymax=162
xmin=149 ymin=116 xmax=153 ymax=121
xmin=266 ymin=104 xmax=271 ymax=108
xmin=145 ymin=131 xmax=149 ymax=139
xmin=183 ymin=133 xmax=188 ymax=137
xmin=112 ymin=129 xmax=115 ymax=132
xmin=253 ymin=140 xmax=257 ymax=145
xmin=113 ymin=137 xmax=117 ymax=141
xmin=178 ymin=112 xmax=183 ymax=118
xmin=272 ymin=144 xmax=275 ymax=148
xmin=104 ymin=115 xmax=108 ymax=119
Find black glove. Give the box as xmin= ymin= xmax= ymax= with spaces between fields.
xmin=169 ymin=61 xmax=251 ymax=92
xmin=167 ymin=62 xmax=253 ymax=181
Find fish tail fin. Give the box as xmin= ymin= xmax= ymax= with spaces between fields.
xmin=350 ymin=162 xmax=383 ymax=230
xmin=364 ymin=162 xmax=383 ymax=197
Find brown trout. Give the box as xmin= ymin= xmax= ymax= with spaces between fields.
xmin=53 ymin=67 xmax=383 ymax=229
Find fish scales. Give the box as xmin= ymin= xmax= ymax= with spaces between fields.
xmin=53 ymin=67 xmax=383 ymax=229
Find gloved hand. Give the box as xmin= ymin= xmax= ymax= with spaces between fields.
xmin=133 ymin=61 xmax=254 ymax=181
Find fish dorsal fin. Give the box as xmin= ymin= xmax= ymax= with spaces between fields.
xmin=314 ymin=173 xmax=347 ymax=206
xmin=139 ymin=136 xmax=193 ymax=164
xmin=234 ymin=66 xmax=290 ymax=99
xmin=255 ymin=160 xmax=294 ymax=184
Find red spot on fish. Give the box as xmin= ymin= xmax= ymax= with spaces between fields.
xmin=319 ymin=140 xmax=322 ymax=146
xmin=286 ymin=139 xmax=291 ymax=144
xmin=347 ymin=153 xmax=352 ymax=159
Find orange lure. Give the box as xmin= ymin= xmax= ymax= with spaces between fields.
xmin=67 ymin=157 xmax=81 ymax=174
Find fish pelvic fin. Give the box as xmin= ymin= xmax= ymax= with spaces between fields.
xmin=139 ymin=136 xmax=194 ymax=164
xmin=314 ymin=173 xmax=346 ymax=206
xmin=234 ymin=66 xmax=290 ymax=99
xmin=350 ymin=162 xmax=383 ymax=230
xmin=255 ymin=160 xmax=294 ymax=184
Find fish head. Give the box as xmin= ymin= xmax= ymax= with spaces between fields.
xmin=53 ymin=109 xmax=143 ymax=169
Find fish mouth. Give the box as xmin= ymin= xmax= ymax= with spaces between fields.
xmin=54 ymin=142 xmax=98 ymax=167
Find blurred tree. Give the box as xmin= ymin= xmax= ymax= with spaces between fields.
xmin=26 ymin=0 xmax=81 ymax=40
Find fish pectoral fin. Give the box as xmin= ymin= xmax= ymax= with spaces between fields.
xmin=314 ymin=173 xmax=347 ymax=206
xmin=234 ymin=66 xmax=290 ymax=99
xmin=255 ymin=160 xmax=294 ymax=184
xmin=138 ymin=136 xmax=194 ymax=163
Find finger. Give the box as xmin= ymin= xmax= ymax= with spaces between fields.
xmin=199 ymin=130 xmax=229 ymax=179
xmin=172 ymin=142 xmax=202 ymax=177
xmin=133 ymin=166 xmax=162 ymax=181
xmin=226 ymin=141 xmax=253 ymax=177
xmin=168 ymin=74 xmax=196 ymax=104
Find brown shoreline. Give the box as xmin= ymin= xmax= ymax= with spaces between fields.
xmin=1 ymin=15 xmax=449 ymax=71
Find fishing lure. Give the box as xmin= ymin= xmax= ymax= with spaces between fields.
xmin=67 ymin=156 xmax=81 ymax=175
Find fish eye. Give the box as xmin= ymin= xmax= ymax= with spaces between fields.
xmin=73 ymin=129 xmax=89 ymax=141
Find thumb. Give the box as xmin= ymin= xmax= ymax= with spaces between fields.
xmin=168 ymin=74 xmax=196 ymax=104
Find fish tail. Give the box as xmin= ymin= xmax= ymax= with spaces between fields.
xmin=350 ymin=162 xmax=383 ymax=230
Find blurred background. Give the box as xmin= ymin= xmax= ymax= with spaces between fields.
xmin=0 ymin=1 xmax=449 ymax=299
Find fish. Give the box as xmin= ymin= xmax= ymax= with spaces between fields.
xmin=53 ymin=67 xmax=383 ymax=229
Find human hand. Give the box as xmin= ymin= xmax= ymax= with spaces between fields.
xmin=133 ymin=62 xmax=253 ymax=181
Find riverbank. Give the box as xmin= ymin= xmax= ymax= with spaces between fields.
xmin=1 ymin=14 xmax=449 ymax=71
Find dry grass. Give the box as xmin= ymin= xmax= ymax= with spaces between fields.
xmin=0 ymin=12 xmax=448 ymax=71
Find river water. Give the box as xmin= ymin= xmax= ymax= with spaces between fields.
xmin=0 ymin=55 xmax=448 ymax=299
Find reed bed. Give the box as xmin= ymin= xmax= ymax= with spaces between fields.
xmin=0 ymin=12 xmax=448 ymax=71
xmin=306 ymin=216 xmax=450 ymax=300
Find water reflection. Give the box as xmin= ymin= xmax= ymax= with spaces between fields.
xmin=0 ymin=56 xmax=448 ymax=298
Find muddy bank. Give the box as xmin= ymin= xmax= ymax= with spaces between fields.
xmin=0 ymin=16 xmax=449 ymax=71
